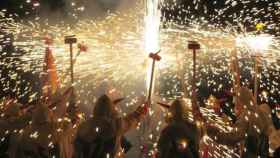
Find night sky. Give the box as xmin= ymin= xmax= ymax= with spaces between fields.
xmin=0 ymin=0 xmax=279 ymax=33
xmin=0 ymin=0 xmax=280 ymax=126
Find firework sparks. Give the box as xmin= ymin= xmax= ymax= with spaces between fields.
xmin=0 ymin=0 xmax=280 ymax=157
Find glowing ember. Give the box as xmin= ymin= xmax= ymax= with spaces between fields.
xmin=236 ymin=34 xmax=273 ymax=54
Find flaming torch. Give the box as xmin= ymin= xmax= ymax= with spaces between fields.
xmin=237 ymin=32 xmax=272 ymax=103
xmin=144 ymin=0 xmax=161 ymax=100
xmin=140 ymin=0 xmax=161 ymax=157
xmin=147 ymin=51 xmax=161 ymax=103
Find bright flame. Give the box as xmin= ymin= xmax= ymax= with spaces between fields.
xmin=144 ymin=0 xmax=161 ymax=95
xmin=236 ymin=34 xmax=273 ymax=53
xmin=144 ymin=0 xmax=161 ymax=53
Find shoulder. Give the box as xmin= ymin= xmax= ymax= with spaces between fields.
xmin=160 ymin=124 xmax=183 ymax=138
xmin=77 ymin=119 xmax=93 ymax=135
xmin=161 ymin=124 xmax=175 ymax=135
xmin=184 ymin=121 xmax=197 ymax=129
xmin=77 ymin=118 xmax=115 ymax=140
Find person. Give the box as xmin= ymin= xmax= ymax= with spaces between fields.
xmin=258 ymin=104 xmax=280 ymax=158
xmin=206 ymin=87 xmax=270 ymax=158
xmin=13 ymin=87 xmax=76 ymax=158
xmin=206 ymin=95 xmax=230 ymax=120
xmin=202 ymin=95 xmax=240 ymax=158
xmin=0 ymin=100 xmax=32 ymax=158
xmin=157 ymin=99 xmax=200 ymax=158
xmin=74 ymin=94 xmax=148 ymax=158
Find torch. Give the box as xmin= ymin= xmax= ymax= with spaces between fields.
xmin=64 ymin=35 xmax=77 ymax=84
xmin=240 ymin=33 xmax=272 ymax=103
xmin=237 ymin=23 xmax=273 ymax=103
xmin=147 ymin=50 xmax=161 ymax=104
xmin=63 ymin=42 xmax=88 ymax=78
xmin=144 ymin=50 xmax=161 ymax=134
xmin=188 ymin=41 xmax=202 ymax=121
xmin=139 ymin=51 xmax=161 ymax=158
xmin=64 ymin=35 xmax=80 ymax=123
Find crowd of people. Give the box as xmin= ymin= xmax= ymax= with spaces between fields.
xmin=0 ymin=86 xmax=149 ymax=158
xmin=0 ymin=85 xmax=279 ymax=158
xmin=0 ymin=54 xmax=279 ymax=158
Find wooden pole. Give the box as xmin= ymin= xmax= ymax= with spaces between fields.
xmin=254 ymin=55 xmax=259 ymax=104
xmin=191 ymin=49 xmax=201 ymax=121
xmin=70 ymin=43 xmax=74 ymax=84
xmin=231 ymin=49 xmax=241 ymax=95
xmin=139 ymin=52 xmax=161 ymax=158
xmin=64 ymin=35 xmax=77 ymax=84
xmin=188 ymin=41 xmax=201 ymax=121
xmin=147 ymin=59 xmax=156 ymax=104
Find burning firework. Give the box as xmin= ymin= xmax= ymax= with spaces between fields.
xmin=0 ymin=0 xmax=280 ymax=157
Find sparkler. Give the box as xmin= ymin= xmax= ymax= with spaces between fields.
xmin=144 ymin=0 xmax=161 ymax=101
xmin=248 ymin=34 xmax=272 ymax=103
xmin=140 ymin=0 xmax=162 ymax=156
xmin=237 ymin=33 xmax=273 ymax=103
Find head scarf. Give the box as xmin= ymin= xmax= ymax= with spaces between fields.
xmin=93 ymin=95 xmax=117 ymax=119
xmin=169 ymin=99 xmax=185 ymax=122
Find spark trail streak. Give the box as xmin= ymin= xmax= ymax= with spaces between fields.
xmin=144 ymin=0 xmax=161 ymax=98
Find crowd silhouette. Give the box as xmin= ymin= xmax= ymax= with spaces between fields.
xmin=0 ymin=70 xmax=279 ymax=158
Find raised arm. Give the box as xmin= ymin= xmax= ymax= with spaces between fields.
xmin=230 ymin=48 xmax=241 ymax=95
xmin=206 ymin=113 xmax=248 ymax=146
xmin=50 ymin=87 xmax=74 ymax=120
xmin=120 ymin=102 xmax=148 ymax=134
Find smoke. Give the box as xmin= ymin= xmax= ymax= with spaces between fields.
xmin=63 ymin=0 xmax=139 ymax=20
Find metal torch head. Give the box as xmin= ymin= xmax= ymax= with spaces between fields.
xmin=64 ymin=35 xmax=77 ymax=44
xmin=188 ymin=41 xmax=200 ymax=50
xmin=149 ymin=52 xmax=161 ymax=61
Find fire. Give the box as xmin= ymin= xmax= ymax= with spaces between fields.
xmin=144 ymin=0 xmax=162 ymax=100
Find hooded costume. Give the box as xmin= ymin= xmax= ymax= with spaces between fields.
xmin=75 ymin=95 xmax=146 ymax=158
xmin=0 ymin=102 xmax=31 ymax=158
xmin=207 ymin=87 xmax=269 ymax=158
xmin=157 ymin=99 xmax=200 ymax=158
xmin=258 ymin=104 xmax=280 ymax=157
xmin=14 ymin=102 xmax=73 ymax=158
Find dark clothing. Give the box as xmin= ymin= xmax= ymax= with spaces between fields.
xmin=207 ymin=107 xmax=269 ymax=158
xmin=0 ymin=133 xmax=10 ymax=158
xmin=16 ymin=120 xmax=72 ymax=158
xmin=0 ymin=113 xmax=31 ymax=158
xmin=74 ymin=118 xmax=116 ymax=158
xmin=207 ymin=88 xmax=270 ymax=158
xmin=75 ymin=112 xmax=142 ymax=158
xmin=273 ymin=147 xmax=280 ymax=158
xmin=75 ymin=94 xmax=146 ymax=158
xmin=12 ymin=103 xmax=74 ymax=158
xmin=157 ymin=121 xmax=199 ymax=158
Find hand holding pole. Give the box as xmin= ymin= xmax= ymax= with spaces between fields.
xmin=139 ymin=50 xmax=161 ymax=158
xmin=147 ymin=50 xmax=161 ymax=104
xmin=188 ymin=41 xmax=203 ymax=121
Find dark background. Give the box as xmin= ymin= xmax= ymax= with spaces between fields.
xmin=0 ymin=0 xmax=280 ymax=127
xmin=0 ymin=0 xmax=279 ymax=33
